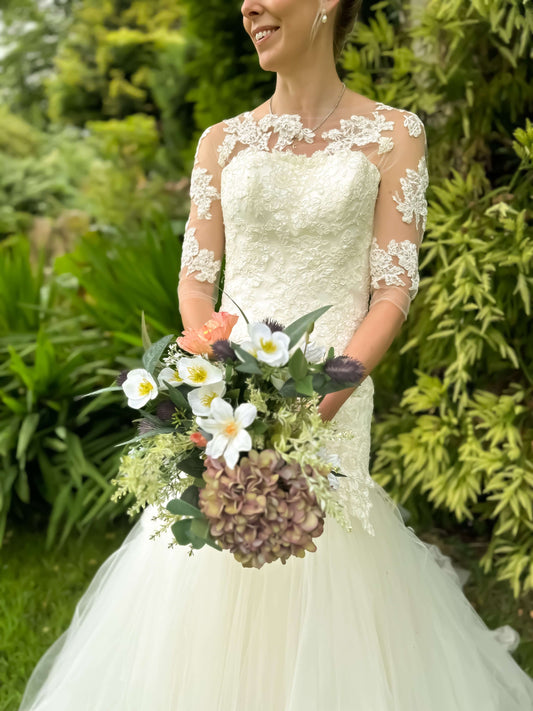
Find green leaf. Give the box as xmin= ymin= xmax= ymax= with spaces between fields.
xmin=166 ymin=498 xmax=204 ymax=518
xmin=190 ymin=517 xmax=210 ymax=540
xmin=232 ymin=344 xmax=262 ymax=374
xmin=142 ymin=334 xmax=175 ymax=375
xmin=294 ymin=374 xmax=315 ymax=396
xmin=288 ymin=348 xmax=308 ymax=380
xmin=74 ymin=385 xmax=122 ymax=400
xmin=141 ymin=311 xmax=152 ymax=351
xmin=176 ymin=453 xmax=207 ymax=477
xmin=165 ymin=383 xmax=189 ymax=409
xmin=171 ymin=518 xmax=194 ymax=545
xmin=16 ymin=412 xmax=40 ymax=469
xmin=284 ymin=305 xmax=332 ymax=348
xmin=181 ymin=484 xmax=200 ymax=508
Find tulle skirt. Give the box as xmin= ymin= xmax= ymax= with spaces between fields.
xmin=19 ymin=482 xmax=533 ymax=711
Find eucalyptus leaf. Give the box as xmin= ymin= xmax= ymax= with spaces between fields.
xmin=142 ymin=334 xmax=175 ymax=375
xmin=166 ymin=498 xmax=204 ymax=518
xmin=171 ymin=518 xmax=194 ymax=545
xmin=284 ymin=305 xmax=332 ymax=348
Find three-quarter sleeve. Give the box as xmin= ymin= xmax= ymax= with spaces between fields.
xmin=368 ymin=112 xmax=429 ymax=320
xmin=177 ymin=124 xmax=225 ymax=308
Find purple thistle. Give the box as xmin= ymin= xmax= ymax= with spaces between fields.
xmin=138 ymin=419 xmax=157 ymax=435
xmin=263 ymin=318 xmax=285 ymax=332
xmin=324 ymin=356 xmax=365 ymax=385
xmin=211 ymin=339 xmax=237 ymax=362
xmin=156 ymin=400 xmax=177 ymax=422
xmin=116 ymin=369 xmax=129 ymax=386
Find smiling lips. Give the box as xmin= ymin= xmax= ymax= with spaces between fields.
xmin=254 ymin=27 xmax=280 ymax=45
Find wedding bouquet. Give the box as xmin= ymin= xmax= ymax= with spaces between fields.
xmin=109 ymin=305 xmax=363 ymax=569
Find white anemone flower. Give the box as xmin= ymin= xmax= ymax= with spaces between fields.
xmin=197 ymin=397 xmax=257 ymax=469
xmin=157 ymin=367 xmax=183 ymax=390
xmin=243 ymin=322 xmax=290 ymax=367
xmin=187 ymin=381 xmax=226 ymax=416
xmin=122 ymin=368 xmax=158 ymax=409
xmin=178 ymin=356 xmax=223 ymax=387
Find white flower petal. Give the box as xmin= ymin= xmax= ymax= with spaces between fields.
xmin=234 ymin=403 xmax=257 ymax=428
xmin=248 ymin=322 xmax=271 ymax=344
xmin=157 ymin=367 xmax=181 ymax=390
xmin=178 ymin=356 xmax=223 ymax=387
xmin=209 ymin=396 xmax=234 ymax=420
xmin=272 ymin=331 xmax=290 ymax=349
xmin=187 ymin=381 xmax=226 ymax=416
xmin=223 ymin=441 xmax=240 ymax=469
xmin=122 ymin=369 xmax=158 ymax=401
xmin=127 ymin=395 xmax=150 ymax=409
xmin=233 ymin=428 xmax=252 ymax=453
xmin=207 ymin=433 xmax=228 ymax=459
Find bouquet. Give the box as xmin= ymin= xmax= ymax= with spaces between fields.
xmin=109 ymin=305 xmax=364 ymax=569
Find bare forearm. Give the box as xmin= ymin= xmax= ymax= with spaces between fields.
xmin=179 ymin=296 xmax=215 ymax=331
xmin=318 ymin=300 xmax=405 ymax=421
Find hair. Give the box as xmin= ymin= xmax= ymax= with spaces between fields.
xmin=310 ymin=0 xmax=363 ymax=60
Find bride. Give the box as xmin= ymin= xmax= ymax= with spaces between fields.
xmin=19 ymin=0 xmax=533 ymax=709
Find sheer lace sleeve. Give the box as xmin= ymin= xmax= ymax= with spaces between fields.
xmin=368 ymin=112 xmax=428 ymax=319
xmin=177 ymin=124 xmax=225 ymax=309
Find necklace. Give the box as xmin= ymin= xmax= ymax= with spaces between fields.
xmin=269 ymin=83 xmax=346 ymax=134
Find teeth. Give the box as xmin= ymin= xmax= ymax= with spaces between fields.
xmin=255 ymin=28 xmax=276 ymax=41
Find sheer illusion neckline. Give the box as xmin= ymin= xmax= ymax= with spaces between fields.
xmin=246 ymin=99 xmax=388 ymax=137
xmin=217 ymin=102 xmax=396 ymax=173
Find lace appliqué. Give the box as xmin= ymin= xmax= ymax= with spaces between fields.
xmin=218 ymin=113 xmax=271 ymax=167
xmin=190 ymin=166 xmax=220 ymax=220
xmin=181 ymin=227 xmax=221 ymax=283
xmin=403 ymin=112 xmax=424 ymax=138
xmin=322 ymin=113 xmax=395 ymax=155
xmin=370 ymin=237 xmax=419 ymax=299
xmin=393 ymin=156 xmax=429 ymax=234
xmin=218 ymin=112 xmax=316 ymax=166
xmin=374 ymin=103 xmax=424 ymax=138
xmin=260 ymin=113 xmax=315 ymax=150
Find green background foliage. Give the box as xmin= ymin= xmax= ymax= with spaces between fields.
xmin=0 ymin=2 xmax=532 ymax=693
xmin=0 ymin=0 xmax=532 ymax=706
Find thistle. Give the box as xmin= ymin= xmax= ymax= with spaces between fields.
xmin=211 ymin=339 xmax=237 ymax=362
xmin=263 ymin=318 xmax=285 ymax=332
xmin=324 ymin=355 xmax=365 ymax=384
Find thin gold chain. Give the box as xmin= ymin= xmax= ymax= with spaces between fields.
xmin=269 ymin=83 xmax=346 ymax=134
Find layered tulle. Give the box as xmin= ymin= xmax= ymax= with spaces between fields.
xmin=19 ymin=482 xmax=533 ymax=711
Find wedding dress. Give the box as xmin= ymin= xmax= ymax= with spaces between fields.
xmin=19 ymin=101 xmax=533 ymax=710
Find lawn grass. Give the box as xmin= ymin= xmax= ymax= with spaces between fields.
xmin=2 ymin=517 xmax=532 ymax=710
xmin=1 ymin=517 xmax=132 ymax=711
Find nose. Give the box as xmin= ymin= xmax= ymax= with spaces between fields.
xmin=241 ymin=0 xmax=263 ymax=18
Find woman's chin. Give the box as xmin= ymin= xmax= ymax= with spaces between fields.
xmin=258 ymin=56 xmax=278 ymax=72
xmin=256 ymin=51 xmax=288 ymax=74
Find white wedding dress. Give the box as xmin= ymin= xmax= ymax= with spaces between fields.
xmin=20 ymin=100 xmax=533 ymax=710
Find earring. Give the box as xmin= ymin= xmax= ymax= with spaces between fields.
xmin=321 ymin=12 xmax=327 ymax=23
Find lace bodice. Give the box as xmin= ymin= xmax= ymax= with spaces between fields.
xmin=177 ymin=99 xmax=429 ymax=535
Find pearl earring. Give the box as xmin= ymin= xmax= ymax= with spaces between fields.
xmin=321 ymin=12 xmax=327 ymax=23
